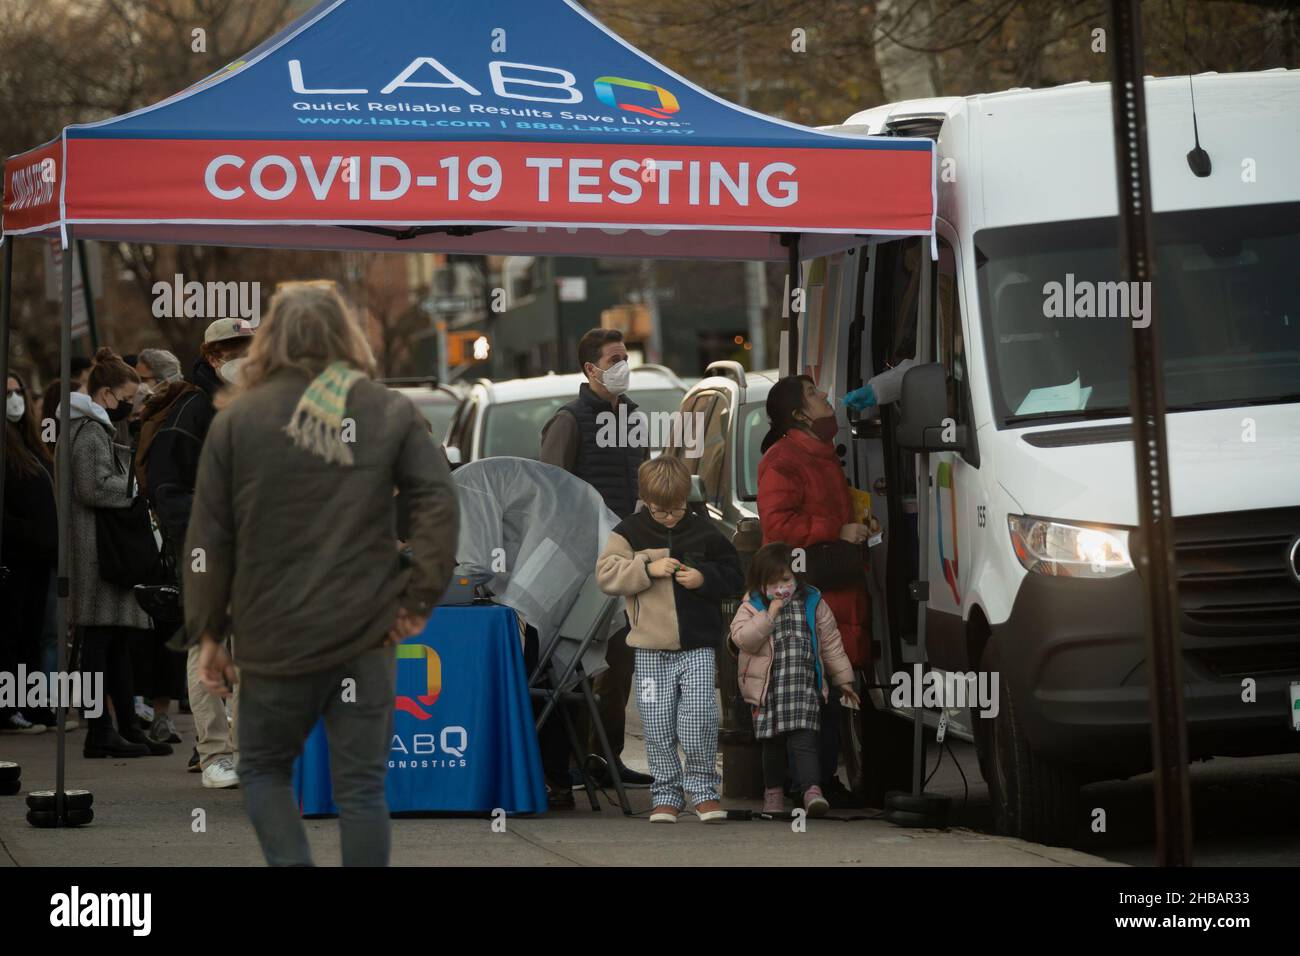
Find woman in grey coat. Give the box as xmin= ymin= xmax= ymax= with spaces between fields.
xmin=60 ymin=348 xmax=168 ymax=758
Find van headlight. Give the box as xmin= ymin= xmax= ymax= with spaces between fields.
xmin=1007 ymin=515 xmax=1134 ymax=578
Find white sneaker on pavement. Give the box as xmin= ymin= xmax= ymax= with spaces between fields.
xmin=201 ymin=756 xmax=239 ymax=789
xmin=134 ymin=697 xmax=154 ymax=723
xmin=1 ymin=713 xmax=46 ymax=735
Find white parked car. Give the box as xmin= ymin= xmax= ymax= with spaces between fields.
xmin=443 ymin=365 xmax=687 ymax=465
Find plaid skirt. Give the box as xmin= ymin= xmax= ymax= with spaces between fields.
xmin=752 ymin=598 xmax=821 ymax=739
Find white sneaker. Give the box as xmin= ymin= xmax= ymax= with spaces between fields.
xmin=1 ymin=713 xmax=46 ymax=735
xmin=201 ymin=756 xmax=239 ymax=789
xmin=134 ymin=697 xmax=155 ymax=723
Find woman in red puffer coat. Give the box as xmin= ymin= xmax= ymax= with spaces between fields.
xmin=756 ymin=375 xmax=877 ymax=802
xmin=756 ymin=375 xmax=876 ymax=668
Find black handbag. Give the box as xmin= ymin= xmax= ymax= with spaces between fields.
xmin=801 ymin=539 xmax=868 ymax=592
xmin=134 ymin=526 xmax=182 ymax=624
xmin=76 ymin=420 xmax=166 ymax=589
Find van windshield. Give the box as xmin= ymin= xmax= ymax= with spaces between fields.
xmin=974 ymin=202 xmax=1300 ymax=427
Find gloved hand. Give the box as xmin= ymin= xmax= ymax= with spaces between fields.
xmin=841 ymin=384 xmax=878 ymax=412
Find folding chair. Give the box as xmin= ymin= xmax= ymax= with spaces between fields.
xmin=529 ymin=573 xmax=631 ymax=814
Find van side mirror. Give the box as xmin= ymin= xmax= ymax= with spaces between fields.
xmin=895 ymin=363 xmax=967 ymax=452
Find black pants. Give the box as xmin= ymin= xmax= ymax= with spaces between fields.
xmin=763 ymin=729 xmax=820 ymax=792
xmin=819 ymin=695 xmax=843 ymax=789
xmin=587 ymin=622 xmax=632 ymax=760
xmin=0 ymin=559 xmax=52 ymax=721
xmin=78 ymin=625 xmax=141 ymax=735
xmin=129 ymin=624 xmax=186 ymax=700
xmin=523 ymin=624 xmax=578 ymax=785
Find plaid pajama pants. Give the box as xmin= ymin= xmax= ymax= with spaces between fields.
xmin=634 ymin=647 xmax=720 ymax=810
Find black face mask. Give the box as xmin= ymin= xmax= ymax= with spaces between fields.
xmin=106 ymin=402 xmax=132 ymax=423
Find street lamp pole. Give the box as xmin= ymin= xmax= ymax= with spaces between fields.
xmin=1106 ymin=0 xmax=1193 ymax=866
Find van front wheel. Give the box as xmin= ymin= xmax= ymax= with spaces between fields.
xmin=979 ymin=646 xmax=1080 ymax=846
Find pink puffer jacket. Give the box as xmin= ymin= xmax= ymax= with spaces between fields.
xmin=729 ymin=589 xmax=854 ymax=708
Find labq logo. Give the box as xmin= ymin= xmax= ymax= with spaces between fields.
xmin=396 ymin=643 xmax=441 ymax=719
xmin=288 ymin=57 xmax=685 ymax=119
xmin=594 ymin=76 xmax=680 ymax=119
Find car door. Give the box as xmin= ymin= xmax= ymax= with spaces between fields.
xmin=925 ymin=234 xmax=979 ymax=734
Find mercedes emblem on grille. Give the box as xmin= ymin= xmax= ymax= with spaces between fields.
xmin=1290 ymin=536 xmax=1300 ymax=587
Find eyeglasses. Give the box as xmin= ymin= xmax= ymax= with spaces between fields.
xmin=648 ymin=506 xmax=687 ymax=520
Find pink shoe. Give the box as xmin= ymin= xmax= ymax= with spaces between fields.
xmin=803 ymin=785 xmax=829 ymax=817
xmin=762 ymin=787 xmax=784 ymax=814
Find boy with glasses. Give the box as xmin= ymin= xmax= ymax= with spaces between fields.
xmin=596 ymin=457 xmax=743 ymax=823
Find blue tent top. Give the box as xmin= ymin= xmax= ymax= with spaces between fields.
xmin=6 ymin=0 xmax=934 ymax=260
xmin=74 ymin=0 xmax=922 ymax=152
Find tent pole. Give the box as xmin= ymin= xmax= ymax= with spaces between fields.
xmin=77 ymin=240 xmax=99 ymax=351
xmin=0 ymin=239 xmax=12 ymax=564
xmin=55 ymin=227 xmax=74 ymax=824
xmin=781 ymin=233 xmax=802 ymax=377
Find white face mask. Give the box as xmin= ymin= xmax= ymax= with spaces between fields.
xmin=6 ymin=393 xmax=24 ymax=423
xmin=597 ymin=359 xmax=630 ymax=396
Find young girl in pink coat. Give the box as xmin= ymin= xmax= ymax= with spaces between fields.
xmin=730 ymin=543 xmax=859 ymax=816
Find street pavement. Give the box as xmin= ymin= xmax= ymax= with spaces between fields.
xmin=923 ymin=738 xmax=1300 ymax=867
xmin=0 ymin=702 xmax=1112 ymax=868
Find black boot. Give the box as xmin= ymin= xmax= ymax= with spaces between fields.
xmin=84 ymin=718 xmax=149 ymax=759
xmin=120 ymin=717 xmax=173 ymax=756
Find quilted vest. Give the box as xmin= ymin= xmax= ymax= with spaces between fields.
xmin=563 ymin=383 xmax=642 ymax=519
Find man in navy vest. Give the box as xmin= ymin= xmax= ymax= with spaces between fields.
xmin=541 ymin=328 xmax=654 ymax=791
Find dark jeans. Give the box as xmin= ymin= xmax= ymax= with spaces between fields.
xmin=237 ymin=645 xmax=396 ymax=867
xmin=78 ymin=625 xmax=140 ymax=734
xmin=0 ymin=560 xmax=52 ymax=721
xmin=763 ymin=729 xmax=820 ymax=792
xmin=587 ymin=622 xmax=632 ymax=760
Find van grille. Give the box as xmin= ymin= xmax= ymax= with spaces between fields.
xmin=1174 ymin=508 xmax=1300 ymax=638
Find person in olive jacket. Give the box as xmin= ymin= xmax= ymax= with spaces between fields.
xmin=187 ymin=284 xmax=459 ymax=867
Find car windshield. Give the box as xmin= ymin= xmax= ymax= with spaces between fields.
xmin=481 ymin=386 xmax=685 ymax=459
xmin=975 ymin=201 xmax=1300 ymax=426
xmin=738 ymin=401 xmax=767 ymax=500
xmin=413 ymin=399 xmax=458 ymax=439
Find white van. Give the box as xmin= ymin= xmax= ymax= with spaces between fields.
xmin=802 ymin=69 xmax=1300 ymax=844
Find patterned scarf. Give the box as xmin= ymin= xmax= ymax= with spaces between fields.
xmin=284 ymin=361 xmax=366 ymax=465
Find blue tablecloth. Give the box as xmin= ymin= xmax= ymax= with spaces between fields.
xmin=292 ymin=603 xmax=547 ymax=816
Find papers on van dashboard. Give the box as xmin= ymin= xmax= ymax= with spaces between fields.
xmin=1014 ymin=376 xmax=1094 ymax=415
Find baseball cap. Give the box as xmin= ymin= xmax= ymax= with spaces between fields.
xmin=203 ymin=318 xmax=256 ymax=345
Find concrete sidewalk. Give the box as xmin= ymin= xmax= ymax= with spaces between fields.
xmin=0 ymin=710 xmax=1117 ymax=867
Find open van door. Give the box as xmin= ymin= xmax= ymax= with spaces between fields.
xmin=920 ymin=235 xmax=981 ymax=743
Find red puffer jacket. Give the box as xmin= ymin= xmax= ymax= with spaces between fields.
xmin=757 ymin=427 xmax=871 ymax=667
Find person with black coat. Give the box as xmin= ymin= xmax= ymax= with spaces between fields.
xmin=2 ymin=373 xmax=60 ymax=734
xmin=539 ymin=327 xmax=654 ymax=789
xmin=147 ymin=318 xmax=252 ymax=787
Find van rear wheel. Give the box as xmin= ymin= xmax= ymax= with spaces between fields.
xmin=979 ymin=646 xmax=1080 ymax=846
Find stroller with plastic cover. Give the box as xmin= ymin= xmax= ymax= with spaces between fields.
xmin=451 ymin=457 xmax=631 ymax=812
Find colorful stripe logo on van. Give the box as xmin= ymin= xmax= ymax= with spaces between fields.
xmin=936 ymin=461 xmax=960 ymax=604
